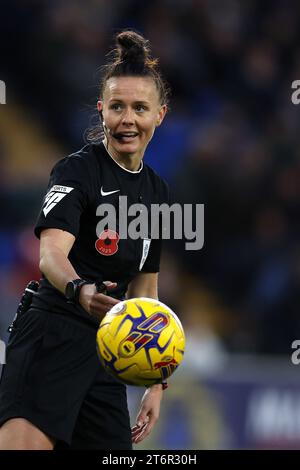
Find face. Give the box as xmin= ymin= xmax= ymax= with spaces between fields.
xmin=97 ymin=76 xmax=167 ymax=163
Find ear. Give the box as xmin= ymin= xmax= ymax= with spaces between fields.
xmin=156 ymin=104 xmax=167 ymax=127
xmin=97 ymin=100 xmax=103 ymax=113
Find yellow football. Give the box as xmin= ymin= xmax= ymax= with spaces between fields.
xmin=96 ymin=297 xmax=185 ymax=386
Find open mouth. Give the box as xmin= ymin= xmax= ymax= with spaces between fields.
xmin=113 ymin=132 xmax=139 ymax=142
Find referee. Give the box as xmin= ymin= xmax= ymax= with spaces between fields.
xmin=0 ymin=30 xmax=170 ymax=450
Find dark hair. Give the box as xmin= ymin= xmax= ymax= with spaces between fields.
xmin=100 ymin=30 xmax=169 ymax=106
xmin=86 ymin=30 xmax=170 ymax=143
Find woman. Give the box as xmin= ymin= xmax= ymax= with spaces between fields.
xmin=0 ymin=30 xmax=170 ymax=450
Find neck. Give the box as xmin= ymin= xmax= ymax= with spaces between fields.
xmin=103 ymin=137 xmax=143 ymax=172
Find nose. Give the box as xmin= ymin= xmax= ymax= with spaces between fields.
xmin=121 ymin=107 xmax=135 ymax=126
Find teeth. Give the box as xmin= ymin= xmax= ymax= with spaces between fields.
xmin=121 ymin=133 xmax=138 ymax=137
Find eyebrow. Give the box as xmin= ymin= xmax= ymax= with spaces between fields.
xmin=109 ymin=99 xmax=150 ymax=105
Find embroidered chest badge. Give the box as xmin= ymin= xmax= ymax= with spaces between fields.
xmin=95 ymin=229 xmax=119 ymax=256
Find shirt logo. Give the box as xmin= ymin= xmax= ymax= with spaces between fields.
xmin=42 ymin=185 xmax=74 ymax=216
xmin=101 ymin=186 xmax=120 ymax=197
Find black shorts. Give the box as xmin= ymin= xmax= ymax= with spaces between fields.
xmin=0 ymin=308 xmax=132 ymax=450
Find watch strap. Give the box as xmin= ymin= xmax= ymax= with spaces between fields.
xmin=74 ymin=279 xmax=90 ymax=304
xmin=65 ymin=279 xmax=92 ymax=304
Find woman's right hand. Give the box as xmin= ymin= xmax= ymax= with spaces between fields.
xmin=79 ymin=281 xmax=120 ymax=322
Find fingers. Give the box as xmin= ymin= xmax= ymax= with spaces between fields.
xmin=103 ymin=281 xmax=117 ymax=290
xmin=88 ymin=297 xmax=119 ymax=322
xmin=95 ymin=280 xmax=117 ymax=294
xmin=94 ymin=280 xmax=119 ymax=307
xmin=95 ymin=292 xmax=119 ymax=305
xmin=131 ymin=416 xmax=157 ymax=444
xmin=131 ymin=423 xmax=147 ymax=444
xmin=96 ymin=281 xmax=117 ymax=292
xmin=90 ymin=293 xmax=119 ymax=313
xmin=79 ymin=281 xmax=120 ymax=321
xmin=89 ymin=281 xmax=119 ymax=318
xmin=131 ymin=419 xmax=148 ymax=444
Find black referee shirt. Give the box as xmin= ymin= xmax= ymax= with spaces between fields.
xmin=32 ymin=142 xmax=169 ymax=325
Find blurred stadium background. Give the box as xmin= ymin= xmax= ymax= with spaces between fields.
xmin=1 ymin=0 xmax=300 ymax=449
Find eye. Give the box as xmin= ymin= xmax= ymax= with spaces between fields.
xmin=110 ymin=103 xmax=123 ymax=111
xmin=135 ymin=104 xmax=147 ymax=112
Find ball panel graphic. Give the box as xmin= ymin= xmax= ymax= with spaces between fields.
xmin=96 ymin=297 xmax=185 ymax=386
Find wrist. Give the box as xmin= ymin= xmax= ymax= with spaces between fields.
xmin=161 ymin=381 xmax=168 ymax=390
xmin=148 ymin=381 xmax=168 ymax=391
xmin=65 ymin=279 xmax=93 ymax=304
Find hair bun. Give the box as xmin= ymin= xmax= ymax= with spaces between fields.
xmin=116 ymin=31 xmax=149 ymax=67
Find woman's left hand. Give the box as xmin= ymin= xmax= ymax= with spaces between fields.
xmin=131 ymin=384 xmax=164 ymax=444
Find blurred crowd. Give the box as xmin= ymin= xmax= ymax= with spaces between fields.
xmin=0 ymin=0 xmax=300 ymax=357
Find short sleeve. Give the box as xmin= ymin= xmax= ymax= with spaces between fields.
xmin=34 ymin=156 xmax=89 ymax=239
xmin=140 ymin=238 xmax=162 ymax=273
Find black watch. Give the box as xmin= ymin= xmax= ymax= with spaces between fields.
xmin=65 ymin=279 xmax=90 ymax=304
